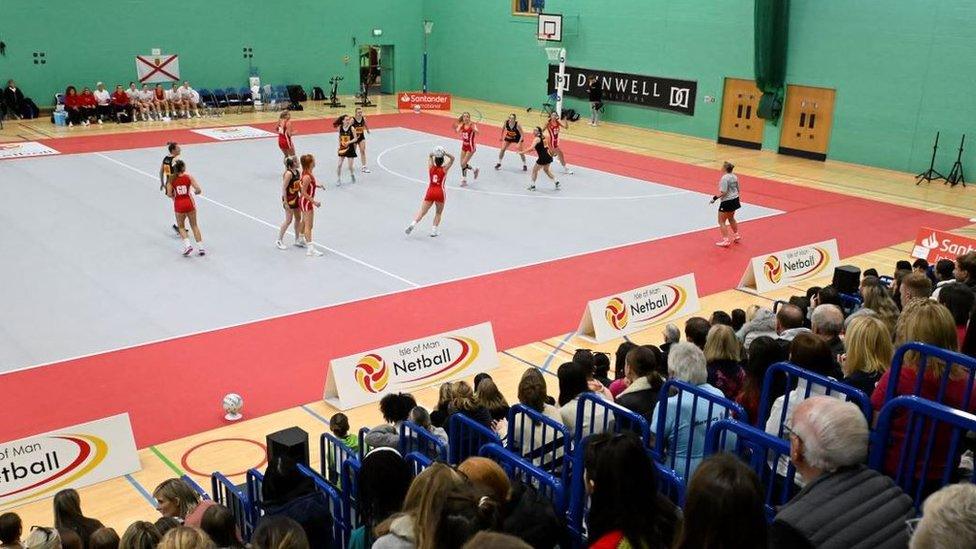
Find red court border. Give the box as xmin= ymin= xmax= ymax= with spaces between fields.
xmin=0 ymin=113 xmax=967 ymax=446
xmin=181 ymin=438 xmax=268 ymax=477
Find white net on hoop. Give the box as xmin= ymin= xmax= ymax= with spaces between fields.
xmin=545 ymin=47 xmax=562 ymax=62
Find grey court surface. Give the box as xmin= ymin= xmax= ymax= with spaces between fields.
xmin=0 ymin=127 xmax=781 ymax=373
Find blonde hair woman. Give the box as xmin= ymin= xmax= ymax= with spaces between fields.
xmin=157 ymin=527 xmax=213 ymax=549
xmin=119 ymin=521 xmax=161 ymax=549
xmin=373 ymin=463 xmax=469 ymax=549
xmin=153 ymin=479 xmax=215 ymax=528
xmin=841 ymin=315 xmax=892 ymax=396
xmin=475 ymin=378 xmax=510 ymax=421
xmin=703 ymin=324 xmax=744 ymax=399
xmin=859 ymin=282 xmax=900 ymax=335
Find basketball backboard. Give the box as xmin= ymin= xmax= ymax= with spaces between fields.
xmin=537 ymin=13 xmax=563 ymax=42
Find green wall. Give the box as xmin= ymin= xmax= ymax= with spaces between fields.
xmin=422 ymin=0 xmax=976 ymax=174
xmin=0 ymin=0 xmax=423 ymax=108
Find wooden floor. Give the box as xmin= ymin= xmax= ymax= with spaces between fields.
xmin=3 ymin=94 xmax=975 ymax=531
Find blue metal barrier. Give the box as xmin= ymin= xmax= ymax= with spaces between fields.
xmin=448 ymin=413 xmax=502 ymax=464
xmin=704 ymin=419 xmax=795 ymax=521
xmin=652 ymin=460 xmax=686 ymax=508
xmin=182 ymin=474 xmax=210 ymax=500
xmin=245 ymin=469 xmax=264 ymax=534
xmin=653 ymin=380 xmax=745 ymax=482
xmin=358 ymin=427 xmax=372 ymax=459
xmin=869 ymin=395 xmax=976 ymax=509
xmin=882 ymin=342 xmax=976 ymax=411
xmin=405 ymin=451 xmax=434 ymax=476
xmin=574 ymin=392 xmax=651 ymax=446
xmin=507 ymin=404 xmax=572 ymax=483
xmin=320 ymin=432 xmax=358 ymax=486
xmin=758 ymin=362 xmax=871 ymax=439
xmin=480 ymin=442 xmax=567 ymax=515
xmin=838 ymin=292 xmax=863 ymax=314
xmin=399 ymin=421 xmax=448 ymax=461
xmin=340 ymin=457 xmax=362 ymax=528
xmin=296 ymin=463 xmax=349 ymax=548
xmin=211 ymin=472 xmax=254 ymax=541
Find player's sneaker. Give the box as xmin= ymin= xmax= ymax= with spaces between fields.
xmin=473 ymin=167 xmax=480 ymax=179
xmin=405 ymin=224 xmax=415 ymax=235
xmin=295 ymin=236 xmax=306 ymax=248
xmin=198 ymin=248 xmax=206 ymax=256
xmin=555 ymin=181 xmax=561 ymax=190
xmin=306 ymin=246 xmax=324 ymax=257
xmin=361 ymin=166 xmax=371 ymax=173
xmin=522 ymin=164 xmax=527 ymax=171
xmin=563 ymin=167 xmax=574 ymax=175
xmin=275 ymin=240 xmax=288 ymax=250
xmin=715 ymin=238 xmax=732 ymax=247
xmin=527 ymin=184 xmax=536 ymax=191
xmin=732 ymin=233 xmax=742 ymax=242
xmin=336 ymin=178 xmax=342 ymax=187
xmin=494 ymin=163 xmax=501 ymax=170
xmin=430 ymin=226 xmax=439 ymax=237
xmin=460 ymin=179 xmax=468 ymax=187
xmin=182 ymin=245 xmax=194 ymax=256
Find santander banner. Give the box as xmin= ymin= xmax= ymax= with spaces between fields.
xmin=324 ymin=322 xmax=499 ymax=409
xmin=578 ymin=274 xmax=701 ymax=343
xmin=397 ymin=91 xmax=452 ymax=111
xmin=739 ymin=239 xmax=840 ymax=294
xmin=0 ymin=414 xmax=140 ymax=510
xmin=911 ymin=227 xmax=976 ymax=264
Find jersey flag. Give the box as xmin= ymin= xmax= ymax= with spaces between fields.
xmin=136 ymin=54 xmax=180 ymax=84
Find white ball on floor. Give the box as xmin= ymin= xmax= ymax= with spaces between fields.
xmin=222 ymin=393 xmax=244 ymax=421
xmin=433 ymin=146 xmax=445 ymax=157
xmin=413 ymin=105 xmax=421 ymax=113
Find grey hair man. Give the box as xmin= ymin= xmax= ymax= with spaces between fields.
xmin=770 ymin=396 xmax=913 ymax=548
xmin=910 ymin=483 xmax=976 ymax=549
xmin=811 ymin=303 xmax=845 ymax=365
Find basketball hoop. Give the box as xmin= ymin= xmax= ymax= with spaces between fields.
xmin=544 ymin=46 xmax=562 ymax=63
xmin=537 ymin=33 xmax=554 ymax=48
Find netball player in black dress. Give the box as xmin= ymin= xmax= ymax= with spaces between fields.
xmin=334 ymin=115 xmax=360 ymax=186
xmin=517 ymin=127 xmax=560 ymax=191
xmin=495 ymin=113 xmax=527 ymax=171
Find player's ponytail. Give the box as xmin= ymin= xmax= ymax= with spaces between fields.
xmin=284 ymin=156 xmax=296 ymax=169
xmin=333 ymin=115 xmax=346 ymax=128
xmin=167 ymin=141 xmax=178 ymax=153
xmin=279 ymin=110 xmax=290 ymax=120
xmin=172 ymin=159 xmax=186 ymax=174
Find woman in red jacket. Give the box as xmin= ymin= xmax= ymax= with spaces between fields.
xmin=78 ymin=87 xmax=97 ymax=125
xmin=64 ymin=86 xmax=83 ymax=126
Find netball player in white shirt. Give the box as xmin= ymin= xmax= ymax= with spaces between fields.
xmin=180 ymin=81 xmax=201 ymax=118
xmin=166 ymin=83 xmax=186 ymax=118
xmin=126 ymin=82 xmax=149 ymax=120
xmin=139 ymin=84 xmax=159 ymax=120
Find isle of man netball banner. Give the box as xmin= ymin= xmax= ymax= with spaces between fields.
xmin=547 ymin=65 xmax=697 ymax=116
xmin=136 ymin=54 xmax=180 ymax=84
xmin=578 ymin=274 xmax=701 ymax=343
xmin=739 ymin=239 xmax=840 ymax=294
xmin=910 ymin=227 xmax=976 ymax=264
xmin=0 ymin=414 xmax=140 ymax=510
xmin=324 ymin=322 xmax=499 ymax=410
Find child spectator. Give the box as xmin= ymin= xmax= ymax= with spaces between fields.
xmin=0 ymin=513 xmax=23 ymax=549
xmin=329 ymin=413 xmax=359 ymax=453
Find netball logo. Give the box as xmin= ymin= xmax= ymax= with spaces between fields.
xmin=763 ymin=255 xmax=783 ymax=284
xmin=355 ymin=354 xmax=389 ymax=393
xmin=605 ymin=297 xmax=629 ymax=330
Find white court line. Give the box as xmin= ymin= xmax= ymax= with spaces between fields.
xmin=93 ymin=153 xmax=420 ymax=288
xmin=375 ymin=139 xmax=692 ymax=201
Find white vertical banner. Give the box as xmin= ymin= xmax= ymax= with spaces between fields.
xmin=136 ymin=54 xmax=180 ymax=84
xmin=738 ymin=239 xmax=840 ymax=294
xmin=324 ymin=322 xmax=500 ymax=410
xmin=578 ymin=273 xmax=701 ymax=343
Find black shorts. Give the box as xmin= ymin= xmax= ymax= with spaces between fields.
xmin=504 ymin=137 xmax=521 ymax=143
xmin=536 ymin=156 xmax=553 ymax=166
xmin=339 ymin=147 xmax=358 ymax=158
xmin=719 ymin=197 xmax=741 ymax=212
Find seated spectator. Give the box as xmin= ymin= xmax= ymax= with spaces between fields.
xmin=684 ymin=317 xmax=710 ymax=349
xmin=118 ymin=522 xmax=161 ymax=549
xmin=200 ymin=506 xmax=243 ymax=549
xmin=840 ymin=315 xmax=891 ymax=396
xmin=735 ymin=335 xmax=785 ymax=425
xmin=0 ymin=513 xmax=23 ymax=549
xmin=572 ymin=349 xmax=613 ymax=400
xmin=64 ymin=86 xmax=83 ymax=127
xmin=111 ymin=85 xmax=133 ymax=122
xmin=153 ymin=83 xmax=170 ymax=118
xmin=936 ymin=282 xmax=975 ymax=347
xmin=409 ymin=406 xmax=449 ymax=449
xmin=853 ymin=278 xmax=900 ymax=334
xmin=736 ymin=306 xmax=777 ymax=350
xmin=811 ymin=304 xmax=845 ymax=359
xmin=558 ymin=361 xmax=609 ymax=438
xmin=23 ymin=527 xmax=60 ymax=549
xmin=475 ymin=377 xmax=511 ymax=421
xmin=53 ymin=489 xmax=105 ymax=549
xmin=616 ymin=345 xmax=666 ymax=421
xmin=251 ymin=517 xmax=308 ymax=549
xmin=126 ymin=82 xmax=148 ymax=121
xmin=88 ymin=528 xmax=119 ymax=549
xmin=373 ymin=462 xmax=469 ymax=548
xmin=158 ymin=527 xmax=213 ymax=549
xmin=931 ymin=258 xmax=957 ymax=299
xmin=449 ymin=381 xmax=494 ymax=430
xmin=812 ymin=285 xmax=843 ymax=311
xmin=459 ymin=457 xmax=561 ymax=549
xmin=329 ymin=412 xmax=359 ymax=453
xmin=180 ymin=81 xmax=202 ymax=118
xmin=92 ymin=82 xmax=111 ymax=123
xmin=710 ymin=310 xmax=733 ymax=327
xmin=430 ymin=382 xmax=455 ymax=428
xmin=871 ymin=300 xmax=976 ymax=493
xmin=462 ymin=532 xmax=531 ymax=549
xmin=863 ymin=268 xmax=879 ymax=279
xmin=139 ymin=84 xmax=158 ymax=120
xmin=909 ymin=483 xmax=976 ymax=549
xmin=365 ymin=392 xmax=418 ymax=449
xmin=651 ymin=342 xmax=726 ymax=480
xmin=153 ymin=478 xmax=215 ymax=528
xmin=3 ymin=80 xmax=26 ymax=119
xmin=704 ymin=324 xmax=744 ymax=399
xmin=901 ymin=272 xmax=934 ymax=304
xmin=592 ymin=352 xmax=612 ymax=388
xmin=609 ymin=341 xmax=638 ymax=397
xmin=584 ymin=432 xmax=679 ymax=549
xmin=769 ymin=397 xmax=913 ymax=548
xmin=674 ymin=453 xmax=767 ymax=549
xmin=153 ymin=518 xmax=180 ymax=539
xmin=78 ymin=87 xmax=97 ymax=125
xmin=260 ymin=455 xmax=331 ymax=548
xmin=473 ymin=373 xmax=492 ymax=392
xmin=775 ymin=304 xmax=810 ymax=345
xmin=510 ymin=368 xmax=565 ymax=465
xmin=167 ymin=83 xmax=187 ymax=118
xmin=349 ymin=448 xmax=412 ymax=549
xmin=765 ymin=333 xmax=838 ymax=442
xmin=731 ymin=308 xmax=746 ymax=331
xmin=58 ymin=528 xmax=82 ymax=549
xmin=892 ymin=268 xmax=912 ymax=309
xmin=956 ymin=251 xmax=976 ymax=291
xmin=659 ymin=323 xmax=680 ymax=366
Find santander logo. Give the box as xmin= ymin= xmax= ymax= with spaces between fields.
xmin=400 ymin=94 xmax=410 ymax=102
xmin=921 ymin=233 xmax=939 ymax=249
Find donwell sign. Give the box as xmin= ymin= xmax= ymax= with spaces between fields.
xmin=547 ymin=65 xmax=698 ymax=116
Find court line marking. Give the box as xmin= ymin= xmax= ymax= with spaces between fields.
xmin=125 ymin=474 xmax=158 ymax=507
xmin=375 ymin=138 xmax=693 ymax=201
xmin=150 ymin=445 xmax=185 ymax=476
xmin=0 ymin=140 xmax=783 ymax=377
xmin=501 ymin=350 xmax=558 ymax=378
xmin=301 ymin=404 xmax=331 ymax=424
xmin=541 ymin=332 xmax=575 ymax=370
xmin=93 ymin=152 xmax=419 ymax=289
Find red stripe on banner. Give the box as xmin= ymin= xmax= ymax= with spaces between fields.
xmin=137 ymin=55 xmax=178 ymax=83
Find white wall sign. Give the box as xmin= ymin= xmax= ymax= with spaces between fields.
xmin=578 ymin=273 xmax=701 ymax=343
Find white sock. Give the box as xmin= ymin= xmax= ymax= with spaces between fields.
xmin=182 ymin=238 xmax=190 ymax=248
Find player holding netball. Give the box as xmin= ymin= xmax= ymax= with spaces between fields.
xmin=165 ymin=160 xmax=205 ymax=256
xmin=546 ymin=112 xmax=573 ymax=174
xmin=453 ymin=112 xmax=480 ymax=186
xmin=517 ymin=127 xmax=560 ymax=191
xmin=299 ymin=154 xmax=325 ymax=257
xmin=406 ymin=147 xmax=455 ymax=237
xmin=710 ymin=161 xmax=741 ymax=247
xmin=276 ymin=156 xmax=304 ymax=250
xmin=351 ymin=107 xmax=370 ymax=173
xmin=334 ymin=115 xmax=360 ymax=186
xmin=495 ymin=113 xmax=527 ymax=171
xmin=277 ymin=111 xmax=295 ymax=159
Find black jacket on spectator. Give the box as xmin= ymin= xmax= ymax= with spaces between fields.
xmin=614 ymin=377 xmax=660 ymax=423
xmin=502 ymin=482 xmax=565 ymax=549
xmin=843 ymin=370 xmax=881 ymax=397
xmin=769 ymin=465 xmax=913 ymax=549
xmin=3 ymin=85 xmax=24 ymax=116
xmin=262 ymin=492 xmax=333 ymax=549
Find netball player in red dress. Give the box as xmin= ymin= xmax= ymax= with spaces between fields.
xmin=495 ymin=113 xmax=527 ymax=171
xmin=406 ymin=148 xmax=455 ymax=237
xmin=334 ymin=115 xmax=360 ymax=186
xmin=277 ymin=111 xmax=295 ymax=159
xmin=452 ymin=112 xmax=480 ymax=186
xmin=352 ymin=107 xmax=371 ymax=173
xmin=276 ymin=156 xmax=304 ymax=250
xmin=299 ymin=154 xmax=325 ymax=257
xmin=546 ymin=112 xmax=573 ymax=174
xmin=165 ymin=160 xmax=205 ymax=256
